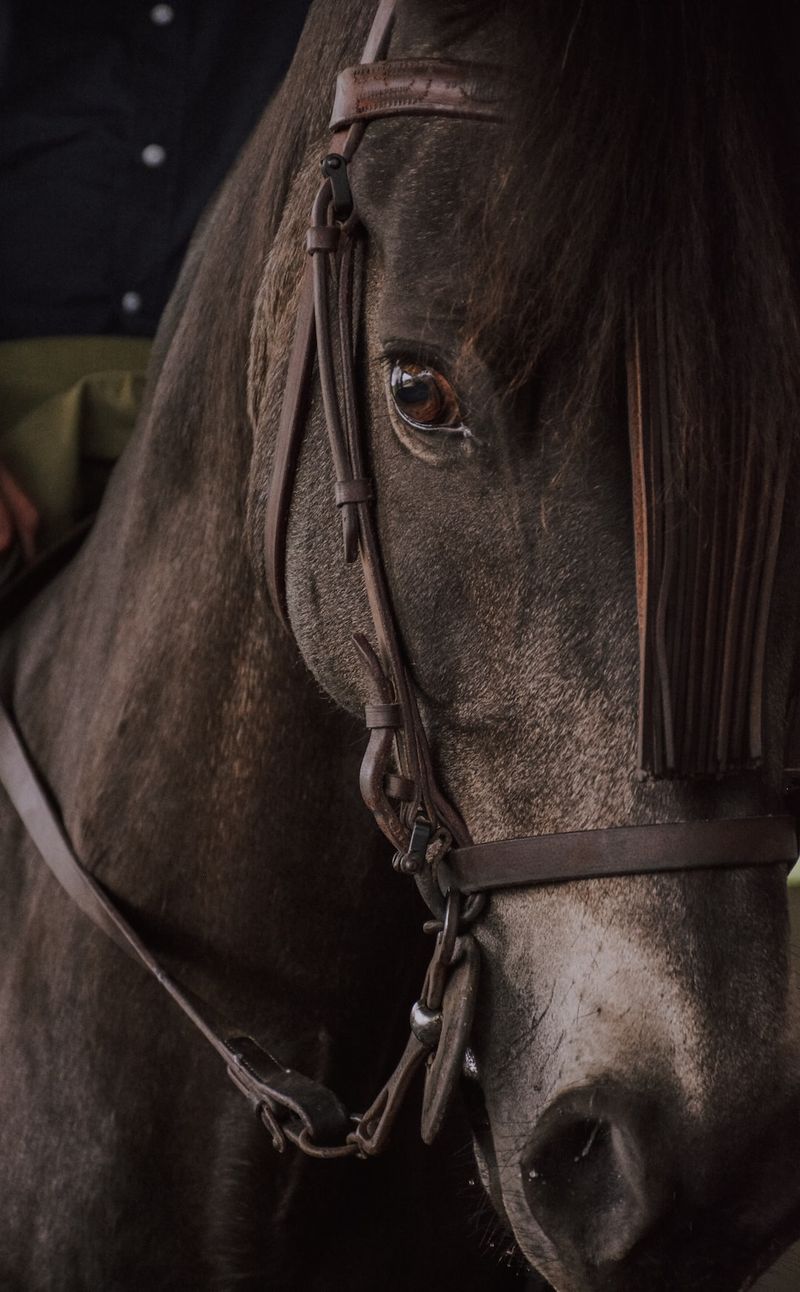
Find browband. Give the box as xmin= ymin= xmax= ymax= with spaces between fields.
xmin=439 ymin=816 xmax=799 ymax=894
xmin=330 ymin=59 xmax=504 ymax=131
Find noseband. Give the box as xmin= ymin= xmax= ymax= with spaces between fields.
xmin=0 ymin=0 xmax=797 ymax=1161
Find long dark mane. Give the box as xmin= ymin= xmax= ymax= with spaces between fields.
xmin=166 ymin=0 xmax=800 ymax=777
xmin=238 ymin=0 xmax=800 ymax=466
xmin=402 ymin=0 xmax=800 ymax=775
xmin=421 ymin=0 xmax=800 ymax=474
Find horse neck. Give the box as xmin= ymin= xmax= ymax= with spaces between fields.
xmin=5 ymin=103 xmax=422 ymax=1098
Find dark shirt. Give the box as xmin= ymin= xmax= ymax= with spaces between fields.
xmin=0 ymin=1 xmax=312 ymax=340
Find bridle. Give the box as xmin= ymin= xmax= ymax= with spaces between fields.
xmin=0 ymin=0 xmax=797 ymax=1162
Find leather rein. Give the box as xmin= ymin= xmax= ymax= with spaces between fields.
xmin=0 ymin=0 xmax=797 ymax=1160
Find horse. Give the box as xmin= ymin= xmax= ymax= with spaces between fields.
xmin=3 ymin=1 xmax=800 ymax=1289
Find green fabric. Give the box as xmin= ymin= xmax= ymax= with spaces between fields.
xmin=0 ymin=335 xmax=152 ymax=548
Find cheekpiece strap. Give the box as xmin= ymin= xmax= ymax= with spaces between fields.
xmin=330 ymin=59 xmax=505 ymax=131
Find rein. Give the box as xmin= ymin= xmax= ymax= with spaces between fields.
xmin=0 ymin=0 xmax=798 ymax=1161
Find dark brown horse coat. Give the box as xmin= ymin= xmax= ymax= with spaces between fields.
xmin=4 ymin=1 xmax=800 ymax=1289
xmin=0 ymin=6 xmax=524 ymax=1289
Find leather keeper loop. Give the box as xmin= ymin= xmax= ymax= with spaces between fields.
xmin=365 ymin=703 xmax=403 ymax=730
xmin=306 ymin=225 xmax=341 ymax=255
xmin=385 ymin=773 xmax=415 ymax=802
xmin=335 ymin=478 xmax=374 ymax=507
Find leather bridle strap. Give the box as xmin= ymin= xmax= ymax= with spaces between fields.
xmin=263 ymin=0 xmax=398 ymax=627
xmin=439 ymin=816 xmax=799 ymax=895
xmin=6 ymin=0 xmax=798 ymax=1174
xmin=329 ymin=58 xmax=505 ymax=130
xmin=264 ymin=53 xmax=503 ymax=628
xmin=263 ymin=24 xmax=506 ymax=903
xmin=0 ymin=702 xmax=351 ymax=1151
xmin=3 ymin=685 xmax=796 ymax=1150
xmin=0 ymin=4 xmax=506 ymax=1163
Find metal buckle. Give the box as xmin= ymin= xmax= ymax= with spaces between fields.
xmin=406 ymin=888 xmax=463 ymax=1053
xmin=392 ymin=815 xmax=431 ymax=875
xmin=286 ymin=1124 xmax=363 ymax=1160
xmin=321 ymin=154 xmax=353 ymax=220
xmin=258 ymin=1102 xmax=288 ymax=1153
xmin=225 ymin=1036 xmax=350 ymax=1149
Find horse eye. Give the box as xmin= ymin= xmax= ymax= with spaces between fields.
xmin=389 ymin=361 xmax=465 ymax=433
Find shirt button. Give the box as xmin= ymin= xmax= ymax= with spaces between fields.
xmin=121 ymin=291 xmax=142 ymax=315
xmin=141 ymin=143 xmax=167 ymax=168
xmin=150 ymin=4 xmax=175 ymax=25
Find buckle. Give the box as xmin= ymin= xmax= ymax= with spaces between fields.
xmin=392 ymin=815 xmax=431 ymax=876
xmin=321 ymin=154 xmax=353 ymax=220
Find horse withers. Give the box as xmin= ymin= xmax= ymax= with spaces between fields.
xmin=3 ymin=1 xmax=800 ymax=1289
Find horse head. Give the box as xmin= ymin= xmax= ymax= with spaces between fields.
xmin=249 ymin=1 xmax=800 ymax=1287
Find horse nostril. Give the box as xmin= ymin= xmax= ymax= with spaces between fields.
xmin=525 ymin=1116 xmax=612 ymax=1190
xmin=522 ymin=1089 xmax=669 ymax=1269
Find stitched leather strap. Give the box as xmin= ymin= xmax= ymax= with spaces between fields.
xmin=438 ymin=816 xmax=799 ymax=894
xmin=330 ymin=59 xmax=504 ymax=130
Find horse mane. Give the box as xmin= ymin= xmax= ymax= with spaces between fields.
xmin=235 ymin=0 xmax=800 ymax=479
xmin=404 ymin=0 xmax=800 ymax=775
xmin=161 ymin=0 xmax=800 ymax=780
xmin=446 ymin=0 xmax=800 ymax=472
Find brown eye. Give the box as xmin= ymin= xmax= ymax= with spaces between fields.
xmin=389 ymin=361 xmax=464 ymax=432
